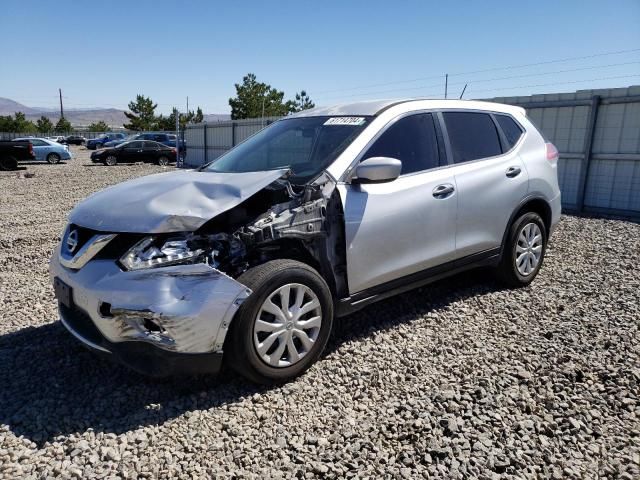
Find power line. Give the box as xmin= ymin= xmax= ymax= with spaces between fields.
xmin=313 ymin=47 xmax=640 ymax=95
xmin=315 ymin=61 xmax=640 ymax=101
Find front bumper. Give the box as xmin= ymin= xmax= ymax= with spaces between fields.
xmin=50 ymin=245 xmax=251 ymax=376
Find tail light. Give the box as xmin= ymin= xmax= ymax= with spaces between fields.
xmin=28 ymin=143 xmax=33 ymax=155
xmin=546 ymin=142 xmax=559 ymax=162
xmin=171 ymin=147 xmax=177 ymax=153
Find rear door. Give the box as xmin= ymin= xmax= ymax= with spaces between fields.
xmin=121 ymin=141 xmax=143 ymax=162
xmin=141 ymin=141 xmax=160 ymax=162
xmin=340 ymin=112 xmax=458 ymax=294
xmin=440 ymin=111 xmax=528 ymax=258
xmin=29 ymin=139 xmax=48 ymax=161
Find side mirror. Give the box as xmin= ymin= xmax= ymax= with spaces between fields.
xmin=353 ymin=157 xmax=402 ymax=183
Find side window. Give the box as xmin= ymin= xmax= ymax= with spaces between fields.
xmin=495 ymin=114 xmax=524 ymax=149
xmin=143 ymin=141 xmax=158 ymax=149
xmin=31 ymin=139 xmax=47 ymax=146
xmin=443 ymin=112 xmax=502 ymax=163
xmin=127 ymin=141 xmax=143 ymax=149
xmin=363 ymin=113 xmax=440 ymax=175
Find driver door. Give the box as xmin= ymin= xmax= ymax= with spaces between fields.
xmin=339 ymin=113 xmax=458 ymax=294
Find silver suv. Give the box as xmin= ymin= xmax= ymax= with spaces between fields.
xmin=50 ymin=99 xmax=561 ymax=383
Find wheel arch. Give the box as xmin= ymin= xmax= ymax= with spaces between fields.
xmin=500 ymin=196 xmax=552 ymax=255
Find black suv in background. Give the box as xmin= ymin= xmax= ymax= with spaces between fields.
xmin=63 ymin=135 xmax=86 ymax=145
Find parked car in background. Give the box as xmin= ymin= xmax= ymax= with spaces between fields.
xmin=47 ymin=136 xmax=66 ymax=143
xmin=90 ymin=140 xmax=176 ymax=166
xmin=104 ymin=132 xmax=185 ymax=152
xmin=14 ymin=137 xmax=72 ymax=164
xmin=63 ymin=135 xmax=86 ymax=145
xmin=86 ymin=133 xmax=126 ymax=150
xmin=51 ymin=99 xmax=561 ymax=382
xmin=0 ymin=139 xmax=35 ymax=170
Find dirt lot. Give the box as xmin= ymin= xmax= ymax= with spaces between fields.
xmin=0 ymin=146 xmax=638 ymax=479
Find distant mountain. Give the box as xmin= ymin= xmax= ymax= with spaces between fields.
xmin=0 ymin=97 xmax=40 ymax=115
xmin=0 ymin=97 xmax=229 ymax=127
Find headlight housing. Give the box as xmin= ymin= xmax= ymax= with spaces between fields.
xmin=120 ymin=236 xmax=204 ymax=271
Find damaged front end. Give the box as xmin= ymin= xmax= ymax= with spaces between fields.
xmin=51 ymin=169 xmax=347 ymax=376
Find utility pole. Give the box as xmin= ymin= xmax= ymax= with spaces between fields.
xmin=444 ymin=74 xmax=448 ymax=99
xmin=186 ymin=96 xmax=189 ymax=113
xmin=59 ymin=88 xmax=64 ymax=118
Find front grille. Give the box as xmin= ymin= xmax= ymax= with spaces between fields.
xmin=63 ymin=224 xmax=97 ymax=256
xmin=60 ymin=303 xmax=105 ymax=347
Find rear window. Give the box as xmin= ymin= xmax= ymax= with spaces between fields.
xmin=443 ymin=112 xmax=502 ymax=163
xmin=495 ymin=114 xmax=524 ymax=149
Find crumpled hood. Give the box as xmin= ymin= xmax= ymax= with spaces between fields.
xmin=69 ymin=168 xmax=289 ymax=233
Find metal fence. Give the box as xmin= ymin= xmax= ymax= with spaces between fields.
xmin=183 ymin=117 xmax=280 ymax=168
xmin=0 ymin=130 xmax=183 ymax=140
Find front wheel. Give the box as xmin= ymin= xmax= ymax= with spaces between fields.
xmin=226 ymin=259 xmax=334 ymax=384
xmin=104 ymin=155 xmax=117 ymax=166
xmin=157 ymin=156 xmax=170 ymax=166
xmin=496 ymin=212 xmax=547 ymax=287
xmin=0 ymin=155 xmax=18 ymax=171
xmin=46 ymin=153 xmax=61 ymax=164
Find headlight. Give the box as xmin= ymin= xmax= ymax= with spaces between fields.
xmin=120 ymin=236 xmax=204 ymax=271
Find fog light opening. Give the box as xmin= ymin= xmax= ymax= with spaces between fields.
xmin=143 ymin=318 xmax=167 ymax=335
xmin=99 ymin=302 xmax=113 ymax=318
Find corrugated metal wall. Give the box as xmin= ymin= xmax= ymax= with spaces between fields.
xmin=492 ymin=85 xmax=640 ymax=217
xmin=183 ymin=117 xmax=280 ymax=168
xmin=184 ymin=85 xmax=640 ymax=218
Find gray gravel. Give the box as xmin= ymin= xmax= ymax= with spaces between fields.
xmin=0 ymin=147 xmax=638 ymax=479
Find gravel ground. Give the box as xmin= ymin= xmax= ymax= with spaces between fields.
xmin=0 ymin=147 xmax=638 ymax=479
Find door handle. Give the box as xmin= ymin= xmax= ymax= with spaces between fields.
xmin=432 ymin=184 xmax=455 ymax=198
xmin=506 ymin=166 xmax=522 ymax=178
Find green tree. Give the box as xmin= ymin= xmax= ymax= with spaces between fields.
xmin=36 ymin=116 xmax=54 ymax=133
xmin=193 ymin=107 xmax=204 ymax=124
xmin=229 ymin=73 xmax=292 ymax=120
xmin=0 ymin=116 xmax=13 ymax=131
xmin=87 ymin=121 xmax=110 ymax=132
xmin=290 ymin=90 xmax=315 ymax=112
xmin=124 ymin=94 xmax=158 ymax=131
xmin=5 ymin=112 xmax=37 ymax=133
xmin=54 ymin=117 xmax=72 ymax=133
xmin=156 ymin=106 xmax=204 ymax=130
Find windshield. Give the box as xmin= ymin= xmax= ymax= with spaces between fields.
xmin=204 ymin=116 xmax=372 ymax=183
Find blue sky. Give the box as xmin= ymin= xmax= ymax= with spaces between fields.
xmin=1 ymin=0 xmax=639 ymax=114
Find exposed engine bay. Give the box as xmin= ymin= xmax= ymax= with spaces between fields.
xmin=146 ymin=173 xmax=349 ymax=299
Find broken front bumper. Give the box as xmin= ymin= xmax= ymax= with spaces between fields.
xmin=49 ymin=246 xmax=251 ymax=376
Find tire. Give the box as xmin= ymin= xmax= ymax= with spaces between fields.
xmin=46 ymin=153 xmax=61 ymax=164
xmin=496 ymin=212 xmax=547 ymax=287
xmin=157 ymin=156 xmax=170 ymax=166
xmin=0 ymin=155 xmax=18 ymax=171
xmin=104 ymin=155 xmax=118 ymax=166
xmin=226 ymin=259 xmax=334 ymax=384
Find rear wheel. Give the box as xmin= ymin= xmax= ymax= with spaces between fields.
xmin=226 ymin=259 xmax=334 ymax=384
xmin=104 ymin=155 xmax=117 ymax=166
xmin=157 ymin=156 xmax=170 ymax=166
xmin=497 ymin=212 xmax=547 ymax=287
xmin=46 ymin=153 xmax=61 ymax=164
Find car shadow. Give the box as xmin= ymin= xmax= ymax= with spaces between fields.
xmin=0 ymin=269 xmax=503 ymax=445
xmin=18 ymin=161 xmax=69 ymax=166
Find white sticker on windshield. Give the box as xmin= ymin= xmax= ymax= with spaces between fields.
xmin=324 ymin=117 xmax=366 ymax=126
